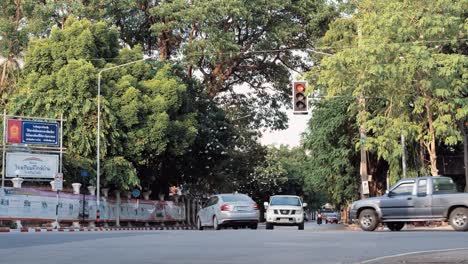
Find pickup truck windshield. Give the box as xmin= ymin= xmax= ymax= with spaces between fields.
xmin=433 ymin=178 xmax=458 ymax=194
xmin=270 ymin=197 xmax=301 ymax=206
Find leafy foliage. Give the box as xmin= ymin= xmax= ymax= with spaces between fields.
xmin=8 ymin=18 xmax=196 ymax=191
xmin=302 ymin=98 xmax=360 ymax=207
xmin=317 ymin=0 xmax=467 ymax=179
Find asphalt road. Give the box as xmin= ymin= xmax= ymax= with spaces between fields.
xmin=0 ymin=222 xmax=466 ymax=264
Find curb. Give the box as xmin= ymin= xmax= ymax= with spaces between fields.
xmin=0 ymin=226 xmax=196 ymax=233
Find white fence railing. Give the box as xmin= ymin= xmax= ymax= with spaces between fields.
xmin=0 ymin=187 xmax=185 ymax=222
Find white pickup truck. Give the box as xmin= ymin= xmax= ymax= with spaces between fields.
xmin=264 ymin=195 xmax=307 ymax=230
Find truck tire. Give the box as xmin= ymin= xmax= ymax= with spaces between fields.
xmin=298 ymin=222 xmax=304 ymax=230
xmin=266 ymin=223 xmax=274 ymax=230
xmin=359 ymin=209 xmax=379 ymax=231
xmin=386 ymin=222 xmax=405 ymax=231
xmin=449 ymin=207 xmax=468 ymax=231
xmin=249 ymin=223 xmax=258 ymax=230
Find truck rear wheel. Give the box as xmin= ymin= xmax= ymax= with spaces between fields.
xmin=386 ymin=222 xmax=405 ymax=231
xmin=298 ymin=222 xmax=304 ymax=230
xmin=449 ymin=207 xmax=468 ymax=231
xmin=359 ymin=209 xmax=379 ymax=231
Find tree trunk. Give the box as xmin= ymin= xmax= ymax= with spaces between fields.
xmin=159 ymin=41 xmax=168 ymax=61
xmin=424 ymin=96 xmax=439 ymax=176
xmin=0 ymin=62 xmax=7 ymax=87
xmin=419 ymin=139 xmax=426 ymax=172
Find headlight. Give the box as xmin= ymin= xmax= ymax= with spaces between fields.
xmin=296 ymin=210 xmax=302 ymax=215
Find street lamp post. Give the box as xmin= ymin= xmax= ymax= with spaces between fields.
xmin=96 ymin=58 xmax=151 ymax=222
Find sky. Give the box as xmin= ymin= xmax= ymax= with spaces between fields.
xmin=260 ymin=111 xmax=311 ymax=148
xmin=232 ymin=80 xmax=311 ymax=148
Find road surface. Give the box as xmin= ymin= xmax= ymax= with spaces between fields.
xmin=0 ymin=222 xmax=466 ymax=264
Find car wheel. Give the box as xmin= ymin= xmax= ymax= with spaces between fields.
xmin=386 ymin=222 xmax=405 ymax=231
xmin=249 ymin=224 xmax=258 ymax=230
xmin=359 ymin=209 xmax=379 ymax=231
xmin=449 ymin=207 xmax=468 ymax=231
xmin=298 ymin=222 xmax=304 ymax=230
xmin=197 ymin=217 xmax=204 ymax=230
xmin=266 ymin=223 xmax=274 ymax=230
xmin=213 ymin=216 xmax=221 ymax=230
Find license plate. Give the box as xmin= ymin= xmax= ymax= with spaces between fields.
xmin=235 ymin=206 xmax=250 ymax=211
xmin=279 ymin=218 xmax=290 ymax=223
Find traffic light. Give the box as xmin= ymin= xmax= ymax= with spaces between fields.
xmin=292 ymin=81 xmax=308 ymax=114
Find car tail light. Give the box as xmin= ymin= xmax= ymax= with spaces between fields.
xmin=220 ymin=204 xmax=232 ymax=211
xmin=253 ymin=203 xmax=259 ymax=210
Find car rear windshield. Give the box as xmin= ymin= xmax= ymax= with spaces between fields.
xmin=433 ymin=178 xmax=458 ymax=194
xmin=220 ymin=194 xmax=252 ymax=202
xmin=270 ymin=197 xmax=301 ymax=206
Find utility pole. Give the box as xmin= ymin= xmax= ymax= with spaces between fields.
xmin=401 ymin=133 xmax=407 ymax=178
xmin=359 ymin=98 xmax=369 ymax=199
xmin=357 ymin=21 xmax=369 ymax=199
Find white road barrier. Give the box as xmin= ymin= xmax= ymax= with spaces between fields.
xmin=0 ymin=187 xmax=185 ymax=223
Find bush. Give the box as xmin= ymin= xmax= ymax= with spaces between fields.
xmin=0 ymin=221 xmax=17 ymax=229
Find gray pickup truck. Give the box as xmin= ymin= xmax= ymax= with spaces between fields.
xmin=349 ymin=176 xmax=468 ymax=231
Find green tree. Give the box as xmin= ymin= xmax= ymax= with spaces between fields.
xmin=0 ymin=0 xmax=48 ymax=106
xmin=317 ymin=0 xmax=467 ymax=179
xmin=238 ymin=147 xmax=288 ymax=202
xmin=75 ymin=0 xmax=338 ymax=130
xmin=265 ymin=145 xmax=327 ymax=209
xmin=302 ymin=98 xmax=359 ymax=207
xmin=9 ymin=17 xmax=196 ymax=192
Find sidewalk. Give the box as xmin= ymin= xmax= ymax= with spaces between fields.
xmin=0 ymin=225 xmax=196 ymax=233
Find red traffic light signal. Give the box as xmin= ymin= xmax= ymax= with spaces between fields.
xmin=292 ymin=81 xmax=308 ymax=114
xmin=295 ymin=83 xmax=305 ymax=93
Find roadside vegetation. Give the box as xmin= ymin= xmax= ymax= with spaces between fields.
xmin=0 ymin=0 xmax=466 ymax=210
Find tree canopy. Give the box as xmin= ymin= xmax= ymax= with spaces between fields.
xmin=315 ymin=0 xmax=467 ymax=177
xmin=8 ymin=18 xmax=197 ymax=191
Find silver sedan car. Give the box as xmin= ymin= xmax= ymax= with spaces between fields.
xmin=197 ymin=193 xmax=259 ymax=230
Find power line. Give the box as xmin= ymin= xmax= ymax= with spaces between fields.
xmin=11 ymin=38 xmax=467 ymax=64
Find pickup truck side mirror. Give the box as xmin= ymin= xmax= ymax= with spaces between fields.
xmin=302 ymin=202 xmax=308 ymax=208
xmin=263 ymin=202 xmax=269 ymax=208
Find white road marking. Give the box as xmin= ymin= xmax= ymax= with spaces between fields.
xmin=359 ymin=247 xmax=468 ymax=264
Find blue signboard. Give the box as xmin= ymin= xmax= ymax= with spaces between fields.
xmin=21 ymin=121 xmax=59 ymax=145
xmin=81 ymin=170 xmax=89 ymax=177
xmin=132 ymin=189 xmax=141 ymax=198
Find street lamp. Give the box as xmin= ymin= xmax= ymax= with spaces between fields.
xmin=96 ymin=57 xmax=153 ymax=221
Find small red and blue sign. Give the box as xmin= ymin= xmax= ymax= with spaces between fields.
xmin=7 ymin=119 xmax=59 ymax=145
